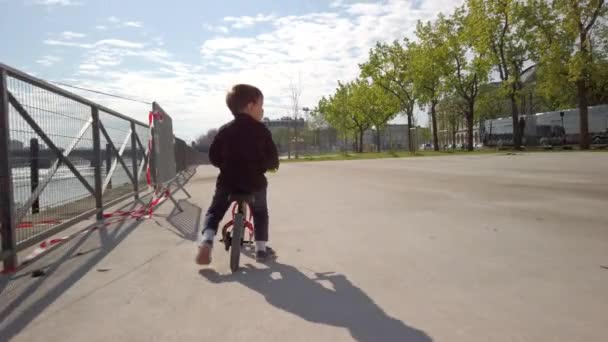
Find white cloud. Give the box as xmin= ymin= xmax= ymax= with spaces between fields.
xmin=223 ymin=14 xmax=276 ymax=29
xmin=152 ymin=36 xmax=165 ymax=46
xmin=55 ymin=0 xmax=463 ymax=141
xmin=105 ymin=16 xmax=144 ymax=29
xmin=346 ymin=3 xmax=389 ymax=16
xmin=96 ymin=39 xmax=144 ymax=49
xmin=36 ymin=0 xmax=82 ymax=6
xmin=204 ymin=24 xmax=230 ymax=34
xmin=96 ymin=25 xmax=108 ymax=31
xmin=79 ymin=64 xmax=100 ymax=71
xmin=61 ymin=31 xmax=86 ymax=39
xmin=43 ymin=39 xmax=81 ymax=47
xmin=36 ymin=55 xmax=62 ymax=67
xmin=44 ymin=38 xmax=145 ymax=49
xmin=329 ymin=0 xmax=344 ymax=8
xmin=124 ymin=21 xmax=143 ymax=28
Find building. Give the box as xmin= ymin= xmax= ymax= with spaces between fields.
xmin=480 ymin=104 xmax=608 ymax=146
xmin=362 ymin=124 xmax=411 ymax=151
xmin=262 ymin=117 xmax=306 ymax=129
xmin=454 ymin=127 xmax=481 ymax=146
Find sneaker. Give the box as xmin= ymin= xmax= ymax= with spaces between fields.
xmin=195 ymin=241 xmax=213 ymax=265
xmin=256 ymin=246 xmax=277 ymax=262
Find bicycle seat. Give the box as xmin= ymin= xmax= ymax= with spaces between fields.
xmin=229 ymin=193 xmax=255 ymax=204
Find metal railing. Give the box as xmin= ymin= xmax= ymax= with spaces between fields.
xmin=0 ymin=63 xmax=202 ymax=270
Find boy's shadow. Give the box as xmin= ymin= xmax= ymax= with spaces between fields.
xmin=200 ymin=262 xmax=432 ymax=342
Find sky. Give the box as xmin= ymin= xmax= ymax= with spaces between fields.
xmin=0 ymin=0 xmax=463 ymax=142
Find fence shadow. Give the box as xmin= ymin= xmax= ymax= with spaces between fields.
xmin=165 ymin=199 xmax=203 ymax=241
xmin=200 ymin=262 xmax=432 ymax=342
xmin=0 ymin=200 xmax=146 ymax=341
xmin=0 ymin=167 xmax=198 ymax=341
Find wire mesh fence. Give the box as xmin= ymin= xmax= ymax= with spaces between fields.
xmin=99 ymin=110 xmax=137 ymax=206
xmin=0 ymin=63 xmax=204 ymax=270
xmin=6 ymin=76 xmax=98 ymax=245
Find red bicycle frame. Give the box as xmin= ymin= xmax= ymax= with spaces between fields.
xmin=221 ymin=201 xmax=255 ymax=243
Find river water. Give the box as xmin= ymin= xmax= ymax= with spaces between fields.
xmin=11 ymin=159 xmax=139 ymax=213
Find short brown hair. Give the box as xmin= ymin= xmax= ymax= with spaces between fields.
xmin=226 ymin=84 xmax=263 ymax=115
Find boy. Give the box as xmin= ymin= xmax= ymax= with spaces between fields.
xmin=196 ymin=84 xmax=279 ymax=265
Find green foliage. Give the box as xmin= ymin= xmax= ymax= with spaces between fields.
xmin=526 ymin=0 xmax=607 ymax=108
xmin=410 ymin=17 xmax=449 ymax=107
xmin=308 ymin=0 xmax=607 ymax=152
xmin=359 ymin=40 xmax=416 ymax=117
xmin=350 ymin=79 xmax=400 ymax=130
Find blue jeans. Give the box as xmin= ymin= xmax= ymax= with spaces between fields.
xmin=202 ymin=187 xmax=269 ymax=242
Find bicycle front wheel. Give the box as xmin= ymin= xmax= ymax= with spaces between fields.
xmin=230 ymin=212 xmax=244 ymax=272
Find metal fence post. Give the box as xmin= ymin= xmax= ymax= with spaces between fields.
xmin=0 ymin=68 xmax=18 ymax=271
xmin=131 ymin=121 xmax=139 ymax=200
xmin=105 ymin=143 xmax=112 ymax=189
xmin=91 ymin=107 xmax=103 ymax=220
xmin=30 ymin=138 xmax=40 ymax=214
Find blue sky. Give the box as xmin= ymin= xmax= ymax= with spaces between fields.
xmin=1 ymin=0 xmax=462 ymax=142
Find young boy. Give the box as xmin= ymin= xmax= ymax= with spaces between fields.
xmin=196 ymin=84 xmax=279 ymax=265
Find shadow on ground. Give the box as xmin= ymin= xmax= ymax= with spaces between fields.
xmin=0 ymin=201 xmax=145 ymax=341
xmin=0 ymin=168 xmax=197 ymax=341
xmin=200 ymin=262 xmax=432 ymax=342
xmin=164 ymin=199 xmax=203 ymax=241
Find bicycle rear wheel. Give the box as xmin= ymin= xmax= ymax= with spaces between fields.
xmin=230 ymin=212 xmax=244 ymax=272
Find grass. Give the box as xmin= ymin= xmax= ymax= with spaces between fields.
xmin=281 ymin=146 xmax=608 ymax=163
xmin=281 ymin=149 xmax=498 ymax=163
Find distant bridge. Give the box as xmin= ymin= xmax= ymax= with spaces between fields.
xmin=10 ymin=148 xmax=143 ymax=169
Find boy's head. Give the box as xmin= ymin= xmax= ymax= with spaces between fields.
xmin=226 ymin=84 xmax=264 ymax=121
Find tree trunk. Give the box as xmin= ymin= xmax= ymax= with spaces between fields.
xmin=578 ymin=79 xmax=590 ymax=149
xmin=467 ymin=101 xmax=474 ymax=151
xmin=376 ymin=128 xmax=381 ymax=152
xmin=578 ymin=30 xmax=590 ymax=150
xmin=287 ymin=129 xmax=292 ymax=159
xmin=315 ymin=128 xmax=323 ymax=153
xmin=294 ymin=121 xmax=299 ymax=159
xmin=509 ymin=93 xmax=521 ymax=150
xmin=431 ymin=101 xmax=439 ymax=151
xmin=358 ymin=130 xmax=364 ymax=153
xmin=407 ymin=113 xmax=414 ymax=152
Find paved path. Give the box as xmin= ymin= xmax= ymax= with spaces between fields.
xmin=1 ymin=152 xmax=607 ymax=341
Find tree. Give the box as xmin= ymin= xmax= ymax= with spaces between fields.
xmin=526 ymin=0 xmax=607 ymax=149
xmin=411 ymin=18 xmax=451 ymax=151
xmin=195 ymin=128 xmax=219 ymax=153
xmin=317 ymin=82 xmax=371 ymax=153
xmin=524 ymin=0 xmax=578 ymax=111
xmin=468 ymin=0 xmax=533 ymax=149
xmin=475 ymin=84 xmax=507 ymax=120
xmin=270 ymin=127 xmax=291 ymax=155
xmin=289 ymin=74 xmax=303 ymax=158
xmin=307 ymin=107 xmax=327 ymax=154
xmin=339 ymin=81 xmax=372 ymax=153
xmin=360 ymin=40 xmax=417 ymax=152
xmin=351 ymin=79 xmax=401 ymax=152
xmin=439 ymin=7 xmax=492 ymax=151
xmin=437 ymin=95 xmax=466 ymax=148
xmin=418 ymin=126 xmax=432 ymax=145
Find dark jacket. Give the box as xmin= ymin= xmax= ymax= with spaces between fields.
xmin=209 ymin=113 xmax=279 ymax=193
